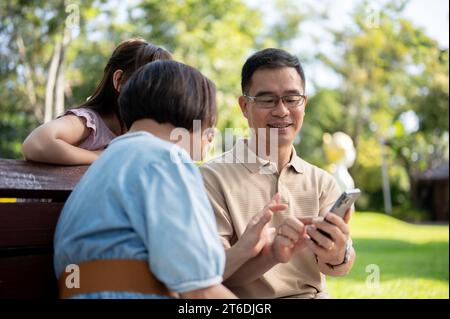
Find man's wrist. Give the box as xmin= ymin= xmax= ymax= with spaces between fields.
xmin=326 ymin=239 xmax=353 ymax=269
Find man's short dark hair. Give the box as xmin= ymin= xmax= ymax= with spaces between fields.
xmin=119 ymin=60 xmax=217 ymax=130
xmin=241 ymin=48 xmax=306 ymax=94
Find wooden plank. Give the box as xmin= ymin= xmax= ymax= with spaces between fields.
xmin=0 ymin=203 xmax=63 ymax=248
xmin=0 ymin=159 xmax=88 ymax=200
xmin=0 ymin=159 xmax=85 ymax=298
xmin=0 ymin=253 xmax=58 ymax=299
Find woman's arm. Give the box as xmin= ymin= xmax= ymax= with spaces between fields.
xmin=22 ymin=115 xmax=101 ymax=165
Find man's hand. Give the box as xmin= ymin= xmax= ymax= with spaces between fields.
xmin=234 ymin=193 xmax=287 ymax=259
xmin=305 ymin=208 xmax=352 ymax=266
xmin=271 ymin=216 xmax=309 ymax=263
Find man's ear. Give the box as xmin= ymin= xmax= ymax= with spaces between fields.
xmin=113 ymin=69 xmax=124 ymax=92
xmin=238 ymin=95 xmax=249 ymax=119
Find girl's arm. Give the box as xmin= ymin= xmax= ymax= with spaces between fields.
xmin=180 ymin=284 xmax=237 ymax=299
xmin=22 ymin=115 xmax=101 ymax=165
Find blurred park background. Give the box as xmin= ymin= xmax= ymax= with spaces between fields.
xmin=0 ymin=0 xmax=448 ymax=298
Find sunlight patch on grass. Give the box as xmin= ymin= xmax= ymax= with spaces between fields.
xmin=328 ymin=278 xmax=449 ymax=299
xmin=348 ymin=212 xmax=449 ymax=243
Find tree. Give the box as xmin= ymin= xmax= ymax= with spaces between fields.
xmin=309 ymin=0 xmax=449 ymax=212
xmin=0 ymin=0 xmax=104 ymax=158
xmin=132 ymin=0 xmax=263 ymax=138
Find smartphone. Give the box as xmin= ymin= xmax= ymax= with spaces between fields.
xmin=303 ymin=189 xmax=361 ymax=243
xmin=328 ymin=188 xmax=361 ymax=218
xmin=298 ymin=189 xmax=361 ymax=225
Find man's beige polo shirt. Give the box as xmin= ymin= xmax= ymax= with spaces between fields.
xmin=200 ymin=139 xmax=342 ymax=298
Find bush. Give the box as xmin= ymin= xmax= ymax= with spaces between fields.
xmin=391 ymin=201 xmax=431 ymax=223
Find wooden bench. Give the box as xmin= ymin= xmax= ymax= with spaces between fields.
xmin=0 ymin=159 xmax=87 ymax=299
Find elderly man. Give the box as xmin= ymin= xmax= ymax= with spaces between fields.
xmin=200 ymin=48 xmax=355 ymax=299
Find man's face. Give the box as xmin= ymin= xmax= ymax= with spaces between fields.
xmin=239 ymin=67 xmax=307 ymax=149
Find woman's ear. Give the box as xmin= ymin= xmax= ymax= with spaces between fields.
xmin=113 ymin=69 xmax=124 ymax=92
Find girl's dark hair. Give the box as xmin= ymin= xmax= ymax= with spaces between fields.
xmin=119 ymin=60 xmax=217 ymax=131
xmin=79 ymin=38 xmax=172 ymax=132
xmin=241 ymin=48 xmax=306 ymax=94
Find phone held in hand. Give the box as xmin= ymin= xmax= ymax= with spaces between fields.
xmin=329 ymin=188 xmax=361 ymax=218
xmin=297 ymin=188 xmax=361 ymax=227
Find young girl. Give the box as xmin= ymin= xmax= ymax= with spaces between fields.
xmin=54 ymin=60 xmax=236 ymax=299
xmin=22 ymin=39 xmax=172 ymax=165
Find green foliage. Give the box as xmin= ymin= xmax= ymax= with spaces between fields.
xmin=297 ymin=89 xmax=345 ymax=166
xmin=0 ymin=110 xmax=35 ymax=158
xmin=310 ymin=1 xmax=449 ymax=217
xmin=391 ymin=201 xmax=431 ymax=223
xmin=0 ymin=0 xmax=103 ymax=157
xmin=66 ymin=40 xmax=115 ymax=107
xmin=133 ymin=0 xmax=263 ymax=133
xmin=414 ymin=49 xmax=449 ymax=134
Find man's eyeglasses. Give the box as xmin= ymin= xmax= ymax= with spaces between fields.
xmin=244 ymin=94 xmax=307 ymax=109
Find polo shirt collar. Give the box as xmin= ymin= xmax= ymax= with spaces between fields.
xmin=233 ymin=139 xmax=266 ymax=173
xmin=289 ymin=146 xmax=305 ymax=174
xmin=233 ymin=139 xmax=304 ymax=174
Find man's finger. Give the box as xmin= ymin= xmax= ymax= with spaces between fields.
xmin=343 ymin=208 xmax=353 ymax=224
xmin=305 ymin=238 xmax=329 ymax=259
xmin=278 ymin=224 xmax=300 ymax=242
xmin=298 ymin=216 xmax=314 ymax=225
xmin=324 ymin=213 xmax=350 ymax=235
xmin=306 ymin=225 xmax=334 ymax=250
xmin=314 ymin=222 xmax=347 ymax=248
xmin=284 ymin=216 xmax=305 ymax=233
xmin=276 ymin=234 xmax=294 ymax=248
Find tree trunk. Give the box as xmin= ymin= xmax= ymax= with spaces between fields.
xmin=15 ymin=33 xmax=43 ymax=123
xmin=44 ymin=40 xmax=62 ymax=123
xmin=54 ymin=27 xmax=71 ymax=117
xmin=45 ymin=19 xmax=72 ymax=122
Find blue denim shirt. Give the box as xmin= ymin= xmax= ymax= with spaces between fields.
xmin=54 ymin=131 xmax=225 ymax=296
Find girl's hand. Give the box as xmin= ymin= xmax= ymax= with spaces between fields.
xmin=235 ymin=193 xmax=287 ymax=259
xmin=93 ymin=149 xmax=104 ymax=157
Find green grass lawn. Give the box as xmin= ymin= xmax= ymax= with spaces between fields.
xmin=326 ymin=212 xmax=449 ymax=299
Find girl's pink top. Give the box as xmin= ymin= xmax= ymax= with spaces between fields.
xmin=64 ymin=108 xmax=117 ymax=150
